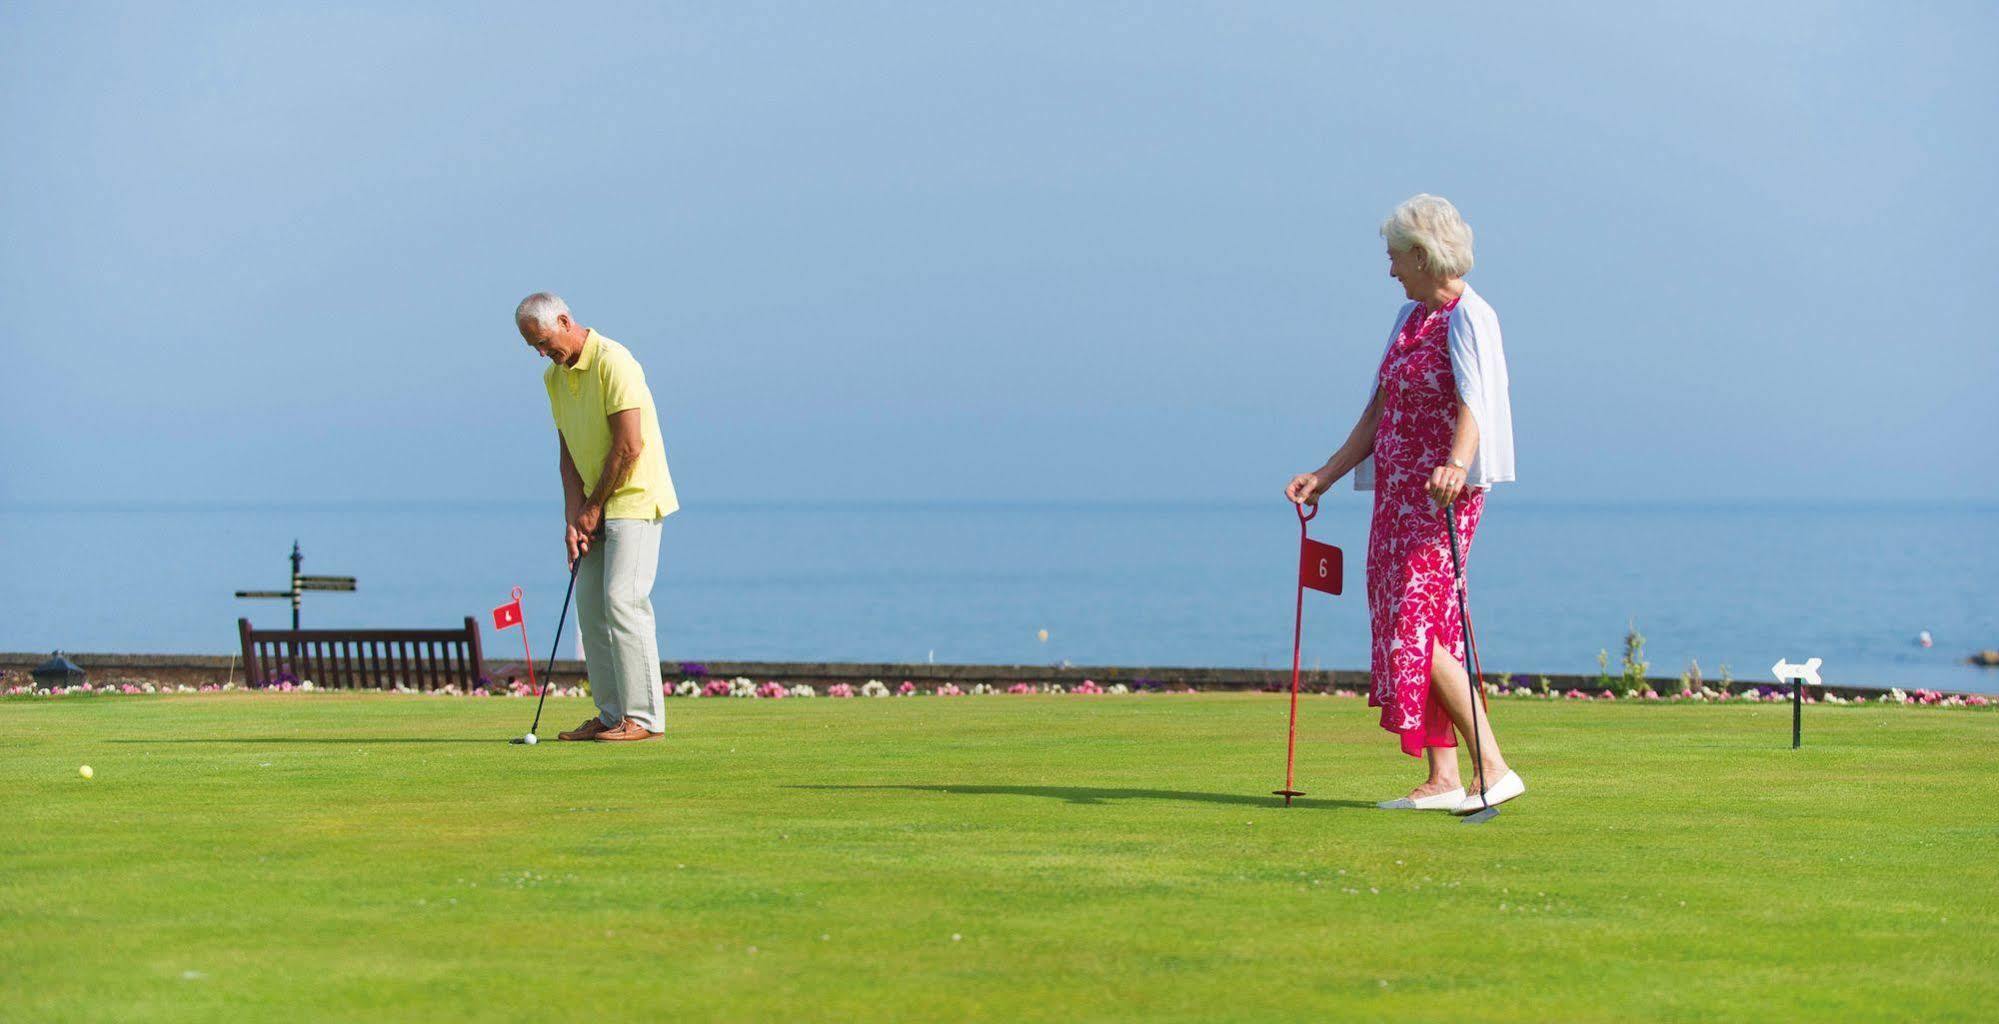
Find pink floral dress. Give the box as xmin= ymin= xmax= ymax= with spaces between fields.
xmin=1366 ymin=297 xmax=1485 ymax=757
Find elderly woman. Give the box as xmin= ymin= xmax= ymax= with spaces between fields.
xmin=1286 ymin=194 xmax=1523 ymax=815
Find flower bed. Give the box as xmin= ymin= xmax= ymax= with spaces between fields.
xmin=2 ymin=678 xmax=590 ymax=699
xmin=3 ymin=673 xmax=1989 ymax=708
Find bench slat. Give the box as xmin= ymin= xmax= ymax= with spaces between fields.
xmin=236 ymin=618 xmax=483 ymax=691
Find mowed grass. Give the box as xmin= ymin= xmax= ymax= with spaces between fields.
xmin=2 ymin=692 xmax=1994 ymax=1024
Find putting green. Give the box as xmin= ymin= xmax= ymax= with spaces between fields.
xmin=3 ymin=692 xmax=1993 ymax=1022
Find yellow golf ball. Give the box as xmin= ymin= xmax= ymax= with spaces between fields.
xmin=79 ymin=765 xmax=94 ymax=780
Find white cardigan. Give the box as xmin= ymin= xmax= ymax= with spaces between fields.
xmin=1353 ymin=282 xmax=1516 ymax=491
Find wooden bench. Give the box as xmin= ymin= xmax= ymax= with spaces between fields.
xmin=237 ymin=618 xmax=486 ymax=691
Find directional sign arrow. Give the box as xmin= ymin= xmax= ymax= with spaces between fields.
xmin=1771 ymin=657 xmax=1822 ymax=687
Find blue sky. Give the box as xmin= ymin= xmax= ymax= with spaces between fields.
xmin=2 ymin=2 xmax=1992 ymax=504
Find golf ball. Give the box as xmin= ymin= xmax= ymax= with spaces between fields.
xmin=79 ymin=765 xmax=93 ymax=780
xmin=522 ymin=733 xmax=538 ymax=746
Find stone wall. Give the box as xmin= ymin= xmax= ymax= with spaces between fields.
xmin=0 ymin=651 xmax=1954 ymax=699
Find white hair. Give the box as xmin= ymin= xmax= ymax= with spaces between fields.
xmin=514 ymin=292 xmax=570 ymax=330
xmin=1380 ymin=194 xmax=1474 ymax=278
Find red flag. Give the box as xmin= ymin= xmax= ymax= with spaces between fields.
xmin=1300 ymin=539 xmax=1342 ymax=596
xmin=492 ymin=596 xmax=523 ymax=631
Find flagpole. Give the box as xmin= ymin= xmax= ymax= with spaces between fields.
xmin=509 ymin=587 xmax=538 ymax=697
xmin=1274 ymin=501 xmax=1318 ymax=806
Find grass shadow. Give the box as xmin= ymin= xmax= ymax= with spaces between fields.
xmin=108 ymin=737 xmax=504 ymax=745
xmin=789 ymin=784 xmax=1374 ymax=810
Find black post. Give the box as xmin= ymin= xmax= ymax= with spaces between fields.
xmin=1799 ymin=676 xmax=1815 ymax=748
xmin=290 ymin=540 xmax=303 ymax=630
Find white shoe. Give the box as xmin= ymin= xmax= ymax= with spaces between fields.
xmin=1452 ymin=771 xmax=1525 ymax=815
xmin=1377 ymin=787 xmax=1465 ymax=810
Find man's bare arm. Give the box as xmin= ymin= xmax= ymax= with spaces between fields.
xmin=558 ymin=437 xmax=587 ymax=518
xmin=579 ymin=409 xmax=645 ymax=518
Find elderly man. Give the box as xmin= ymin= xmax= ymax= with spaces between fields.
xmin=515 ymin=292 xmax=678 ymax=742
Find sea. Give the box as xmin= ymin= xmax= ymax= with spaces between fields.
xmin=2 ymin=500 xmax=1992 ymax=694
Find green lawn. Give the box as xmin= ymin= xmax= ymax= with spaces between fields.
xmin=3 ymin=692 xmax=1993 ymax=1023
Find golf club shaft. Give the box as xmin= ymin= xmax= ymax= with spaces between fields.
xmin=1445 ymin=499 xmax=1489 ymax=812
xmin=527 ymin=557 xmax=582 ymax=736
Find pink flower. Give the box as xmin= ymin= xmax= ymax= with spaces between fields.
xmin=755 ymin=682 xmax=787 ymax=699
xmin=827 ymin=683 xmax=855 ymax=698
xmin=1007 ymin=683 xmax=1033 ymax=695
xmin=936 ymin=683 xmax=964 ymax=697
xmin=702 ymin=680 xmax=732 ymax=698
xmin=1074 ymin=680 xmax=1103 ymax=694
xmin=897 ymin=681 xmax=917 ymax=696
xmin=1564 ymin=689 xmax=1588 ymax=700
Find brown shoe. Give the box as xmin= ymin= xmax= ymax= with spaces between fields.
xmin=593 ymin=718 xmax=663 ymax=742
xmin=557 ymin=717 xmax=612 ymax=741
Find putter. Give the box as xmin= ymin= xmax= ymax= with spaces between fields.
xmin=509 ymin=553 xmax=583 ymax=745
xmin=1445 ymin=497 xmax=1498 ymax=824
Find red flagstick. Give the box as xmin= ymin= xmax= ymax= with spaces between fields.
xmin=1277 ymin=501 xmax=1344 ymax=805
xmin=492 ymin=587 xmax=536 ymax=697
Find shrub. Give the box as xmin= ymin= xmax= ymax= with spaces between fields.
xmin=1620 ymin=621 xmax=1650 ymax=689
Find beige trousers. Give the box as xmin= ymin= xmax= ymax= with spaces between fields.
xmin=574 ymin=517 xmax=664 ymax=732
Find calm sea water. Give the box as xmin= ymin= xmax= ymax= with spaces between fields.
xmin=1 ymin=500 xmax=1992 ymax=693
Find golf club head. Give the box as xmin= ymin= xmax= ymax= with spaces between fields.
xmin=508 ymin=736 xmax=532 ymax=745
xmin=1461 ymin=806 xmax=1500 ymax=824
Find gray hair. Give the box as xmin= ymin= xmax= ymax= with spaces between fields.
xmin=514 ymin=292 xmax=571 ymax=330
xmin=1380 ymin=194 xmax=1474 ymax=278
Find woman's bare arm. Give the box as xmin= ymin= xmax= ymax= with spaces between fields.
xmin=1287 ymin=391 xmax=1384 ymax=503
xmin=1320 ymin=390 xmax=1385 ymax=485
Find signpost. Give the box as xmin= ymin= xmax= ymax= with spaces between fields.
xmin=235 ymin=540 xmax=356 ymax=629
xmin=1771 ymin=657 xmax=1823 ymax=749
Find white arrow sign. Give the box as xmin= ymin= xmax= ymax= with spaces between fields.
xmin=1771 ymin=657 xmax=1822 ymax=687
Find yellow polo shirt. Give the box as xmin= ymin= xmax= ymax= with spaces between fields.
xmin=544 ymin=330 xmax=678 ymax=520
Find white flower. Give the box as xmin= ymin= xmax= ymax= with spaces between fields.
xmin=675 ymin=680 xmax=701 ymax=697
xmin=971 ymin=683 xmax=995 ymax=695
xmin=1109 ymin=683 xmax=1130 ymax=694
xmin=789 ymin=685 xmax=816 ymax=698
xmin=860 ymin=680 xmax=890 ymax=698
xmin=729 ymin=677 xmax=758 ymax=698
xmin=1045 ymin=684 xmax=1066 ymax=694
